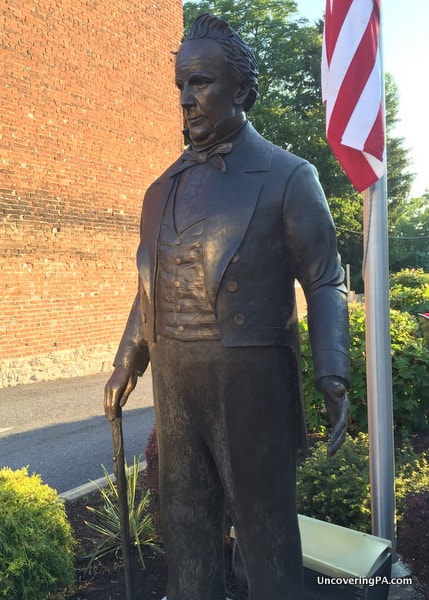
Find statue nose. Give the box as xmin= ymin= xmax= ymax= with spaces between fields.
xmin=180 ymin=84 xmax=195 ymax=107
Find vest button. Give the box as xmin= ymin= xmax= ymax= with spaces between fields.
xmin=177 ymin=325 xmax=185 ymax=333
xmin=174 ymin=281 xmax=180 ymax=288
xmin=234 ymin=314 xmax=246 ymax=325
xmin=175 ymin=304 xmax=181 ymax=312
xmin=227 ymin=281 xmax=239 ymax=293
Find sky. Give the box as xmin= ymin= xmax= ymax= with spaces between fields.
xmin=295 ymin=0 xmax=429 ymax=197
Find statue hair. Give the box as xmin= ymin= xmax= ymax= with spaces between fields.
xmin=183 ymin=12 xmax=259 ymax=112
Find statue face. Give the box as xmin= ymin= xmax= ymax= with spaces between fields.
xmin=175 ymin=38 xmax=245 ymax=148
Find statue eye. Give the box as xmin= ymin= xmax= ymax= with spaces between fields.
xmin=191 ymin=76 xmax=209 ymax=88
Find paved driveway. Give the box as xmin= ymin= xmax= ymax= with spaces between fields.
xmin=0 ymin=370 xmax=155 ymax=493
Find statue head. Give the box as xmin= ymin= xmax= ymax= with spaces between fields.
xmin=176 ymin=13 xmax=259 ymax=148
xmin=183 ymin=13 xmax=259 ymax=113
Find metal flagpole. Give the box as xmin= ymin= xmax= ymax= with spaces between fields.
xmin=362 ymin=178 xmax=396 ymax=555
xmin=362 ymin=8 xmax=396 ymax=551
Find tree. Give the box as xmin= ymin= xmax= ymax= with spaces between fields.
xmin=389 ymin=193 xmax=429 ymax=272
xmin=385 ymin=74 xmax=415 ymax=224
xmin=183 ymin=0 xmax=416 ymax=290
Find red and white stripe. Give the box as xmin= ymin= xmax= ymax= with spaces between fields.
xmin=322 ymin=0 xmax=385 ymax=192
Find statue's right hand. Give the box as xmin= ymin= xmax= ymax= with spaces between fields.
xmin=104 ymin=365 xmax=138 ymax=421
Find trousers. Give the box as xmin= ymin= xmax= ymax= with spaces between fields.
xmin=149 ymin=338 xmax=304 ymax=600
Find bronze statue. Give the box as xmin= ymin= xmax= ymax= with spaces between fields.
xmin=104 ymin=13 xmax=350 ymax=600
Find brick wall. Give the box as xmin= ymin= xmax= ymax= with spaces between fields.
xmin=0 ymin=0 xmax=183 ymax=385
xmin=295 ymin=282 xmax=308 ymax=319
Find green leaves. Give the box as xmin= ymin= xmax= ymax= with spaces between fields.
xmin=300 ymin=300 xmax=429 ymax=435
xmin=0 ymin=467 xmax=75 ymax=600
xmin=84 ymin=456 xmax=162 ymax=573
xmin=390 ymin=268 xmax=429 ymax=315
xmin=297 ymin=433 xmax=429 ymax=532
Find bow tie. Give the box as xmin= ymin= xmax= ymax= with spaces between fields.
xmin=173 ymin=142 xmax=233 ymax=175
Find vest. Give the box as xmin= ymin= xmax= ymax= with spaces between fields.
xmin=155 ymin=163 xmax=221 ymax=341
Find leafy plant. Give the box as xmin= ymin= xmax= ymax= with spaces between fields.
xmin=0 ymin=466 xmax=75 ymax=600
xmin=297 ymin=433 xmax=371 ymax=532
xmin=300 ymin=302 xmax=429 ymax=434
xmin=395 ymin=444 xmax=429 ymax=516
xmin=390 ymin=268 xmax=429 ymax=315
xmin=296 ymin=433 xmax=429 ymax=533
xmin=84 ymin=455 xmax=162 ymax=572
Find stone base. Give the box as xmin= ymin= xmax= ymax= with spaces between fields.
xmin=0 ymin=343 xmax=117 ymax=388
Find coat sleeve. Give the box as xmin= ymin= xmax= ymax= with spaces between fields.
xmin=112 ymin=291 xmax=150 ymax=375
xmin=283 ymin=161 xmax=350 ymax=385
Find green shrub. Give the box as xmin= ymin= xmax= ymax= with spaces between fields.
xmin=297 ymin=433 xmax=371 ymax=532
xmin=300 ymin=303 xmax=429 ymax=434
xmin=0 ymin=466 xmax=75 ymax=600
xmin=395 ymin=443 xmax=429 ymax=515
xmin=296 ymin=433 xmax=429 ymax=533
xmin=390 ymin=268 xmax=429 ymax=315
xmin=84 ymin=455 xmax=162 ymax=572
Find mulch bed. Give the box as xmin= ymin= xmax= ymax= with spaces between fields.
xmin=64 ymin=470 xmax=247 ymax=600
xmin=64 ymin=431 xmax=429 ymax=600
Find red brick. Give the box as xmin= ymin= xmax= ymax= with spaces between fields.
xmin=1 ymin=0 xmax=183 ymax=361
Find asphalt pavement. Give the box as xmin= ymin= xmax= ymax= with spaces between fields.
xmin=0 ymin=369 xmax=155 ymax=493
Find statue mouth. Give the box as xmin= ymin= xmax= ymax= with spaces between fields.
xmin=186 ymin=115 xmax=205 ymax=125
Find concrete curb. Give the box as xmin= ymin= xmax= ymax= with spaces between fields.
xmin=59 ymin=460 xmax=147 ymax=502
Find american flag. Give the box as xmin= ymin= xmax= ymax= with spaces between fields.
xmin=322 ymin=0 xmax=385 ymax=192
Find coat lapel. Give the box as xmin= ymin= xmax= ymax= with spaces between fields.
xmin=203 ymin=171 xmax=263 ymax=307
xmin=203 ymin=124 xmax=273 ymax=305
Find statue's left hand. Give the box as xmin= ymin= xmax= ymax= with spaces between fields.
xmin=316 ymin=376 xmax=350 ymax=457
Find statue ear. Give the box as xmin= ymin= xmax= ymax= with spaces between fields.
xmin=234 ymin=83 xmax=251 ymax=107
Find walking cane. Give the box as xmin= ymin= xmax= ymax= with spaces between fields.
xmin=110 ymin=408 xmax=135 ymax=600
